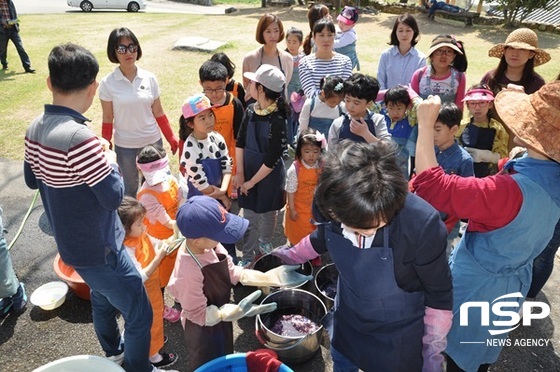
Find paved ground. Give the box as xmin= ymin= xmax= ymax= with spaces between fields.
xmin=1 ymin=157 xmax=559 ymax=371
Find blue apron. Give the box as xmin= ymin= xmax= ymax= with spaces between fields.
xmin=187 ymin=158 xmax=223 ymax=199
xmin=338 ymin=111 xmax=377 ymax=143
xmin=324 ymin=224 xmax=425 ymax=371
xmin=308 ymin=97 xmax=343 ymax=137
xmin=445 ymin=173 xmax=560 ymax=371
xmin=238 ymin=112 xmax=286 ymax=214
xmin=459 ymin=120 xmax=497 ymax=178
xmin=385 ymin=114 xmax=413 ymax=178
xmin=335 ymin=42 xmax=360 ymax=71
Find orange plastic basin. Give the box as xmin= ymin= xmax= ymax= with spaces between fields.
xmin=53 ymin=254 xmax=91 ymax=301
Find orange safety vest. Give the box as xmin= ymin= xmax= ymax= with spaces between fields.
xmin=124 ymin=234 xmax=164 ymax=356
xmin=137 ymin=177 xmax=180 ymax=287
xmin=212 ymin=94 xmax=237 ymax=195
xmin=284 ymin=161 xmax=321 ymax=245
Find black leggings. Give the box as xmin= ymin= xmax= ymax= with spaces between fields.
xmin=446 ymin=355 xmax=490 ymax=372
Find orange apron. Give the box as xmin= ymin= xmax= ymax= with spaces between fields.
xmin=212 ymin=95 xmax=236 ymax=196
xmin=124 ymin=234 xmax=164 ymax=356
xmin=284 ymin=161 xmax=321 ymax=245
xmin=137 ymin=177 xmax=179 ymax=287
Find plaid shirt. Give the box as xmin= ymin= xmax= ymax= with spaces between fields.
xmin=0 ymin=0 xmax=12 ymax=24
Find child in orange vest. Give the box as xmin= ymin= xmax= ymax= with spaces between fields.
xmin=136 ymin=144 xmax=183 ymax=323
xmin=284 ymin=128 xmax=325 ymax=266
xmin=118 ymin=196 xmax=179 ymax=370
xmin=211 ymin=52 xmax=247 ymax=107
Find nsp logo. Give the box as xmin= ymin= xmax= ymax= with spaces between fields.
xmin=459 ymin=292 xmax=550 ymax=335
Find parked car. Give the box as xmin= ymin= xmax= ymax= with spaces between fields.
xmin=67 ymin=0 xmax=146 ymax=12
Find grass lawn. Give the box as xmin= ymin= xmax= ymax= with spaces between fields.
xmin=1 ymin=6 xmax=559 ymax=160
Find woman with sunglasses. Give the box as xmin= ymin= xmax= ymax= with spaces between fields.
xmin=99 ymin=27 xmax=179 ymax=197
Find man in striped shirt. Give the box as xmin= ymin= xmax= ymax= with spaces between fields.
xmin=23 ymin=44 xmax=155 ymax=372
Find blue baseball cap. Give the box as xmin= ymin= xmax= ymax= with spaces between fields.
xmin=176 ymin=196 xmax=248 ymax=243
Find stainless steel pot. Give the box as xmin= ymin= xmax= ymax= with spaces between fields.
xmin=255 ymin=289 xmax=327 ymax=365
xmin=251 ymin=254 xmax=313 ymax=295
xmin=314 ymin=263 xmax=338 ymax=310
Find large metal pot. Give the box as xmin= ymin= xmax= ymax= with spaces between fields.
xmin=251 ymin=253 xmax=313 ymax=295
xmin=314 ymin=263 xmax=338 ymax=310
xmin=255 ymin=289 xmax=327 ymax=365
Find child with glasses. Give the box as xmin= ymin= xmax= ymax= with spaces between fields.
xmin=457 ymin=84 xmax=509 ymax=177
xmin=410 ymin=34 xmax=468 ymax=111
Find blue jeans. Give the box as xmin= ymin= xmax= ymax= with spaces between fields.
xmin=75 ymin=249 xmax=153 ymax=372
xmin=0 ymin=27 xmax=32 ymax=69
xmin=429 ymin=1 xmax=463 ymax=14
xmin=0 ymin=207 xmax=19 ymax=299
xmin=527 ymin=218 xmax=560 ymax=298
xmin=115 ymin=139 xmax=162 ymax=197
xmin=331 ymin=346 xmax=359 ymax=372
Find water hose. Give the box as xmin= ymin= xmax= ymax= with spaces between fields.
xmin=7 ymin=190 xmax=40 ymax=251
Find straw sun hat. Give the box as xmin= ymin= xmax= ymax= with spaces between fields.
xmin=494 ymin=82 xmax=560 ymax=162
xmin=488 ymin=28 xmax=551 ymax=66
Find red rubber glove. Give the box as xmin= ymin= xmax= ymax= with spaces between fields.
xmin=156 ymin=114 xmax=179 ymax=155
xmin=101 ymin=122 xmax=113 ymax=148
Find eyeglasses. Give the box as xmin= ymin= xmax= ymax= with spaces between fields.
xmin=467 ymin=101 xmax=489 ymax=107
xmin=433 ymin=49 xmax=455 ymax=56
xmin=116 ymin=44 xmax=138 ymax=54
xmin=203 ymin=88 xmax=226 ymax=95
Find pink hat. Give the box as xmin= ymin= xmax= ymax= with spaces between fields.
xmin=337 ymin=6 xmax=358 ymax=25
xmin=462 ymin=88 xmax=495 ymax=103
xmin=182 ymin=94 xmax=213 ymax=119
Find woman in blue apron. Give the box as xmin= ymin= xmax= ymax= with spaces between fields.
xmin=273 ymin=141 xmax=454 ymax=371
xmin=413 ymin=85 xmax=560 ymax=371
xmin=234 ymin=65 xmax=288 ymax=267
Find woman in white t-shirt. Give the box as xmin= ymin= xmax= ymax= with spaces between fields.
xmin=99 ymin=27 xmax=179 ymax=197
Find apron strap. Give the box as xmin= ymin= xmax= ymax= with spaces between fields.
xmin=184 ymin=243 xmax=204 ymax=269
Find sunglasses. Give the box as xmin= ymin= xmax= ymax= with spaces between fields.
xmin=116 ymin=44 xmax=138 ymax=54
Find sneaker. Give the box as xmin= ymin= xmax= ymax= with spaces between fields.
xmin=163 ymin=305 xmax=180 ymax=323
xmin=311 ymin=256 xmax=322 ymax=267
xmin=0 ymin=296 xmax=13 ymax=318
xmin=230 ymin=190 xmax=238 ymax=200
xmin=24 ymin=67 xmax=36 ymax=73
xmin=152 ymin=352 xmax=178 ymax=368
xmin=12 ymin=283 xmax=27 ymax=312
xmin=106 ymin=351 xmax=124 ymax=365
xmin=259 ymin=242 xmax=274 ymax=255
xmin=152 ymin=366 xmax=179 ymax=372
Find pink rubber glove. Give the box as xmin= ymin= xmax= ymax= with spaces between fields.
xmin=271 ymin=235 xmax=319 ymax=264
xmin=422 ymin=306 xmax=453 ymax=372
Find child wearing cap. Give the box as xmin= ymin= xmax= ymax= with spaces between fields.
xmin=334 ymin=6 xmax=360 ymax=70
xmin=234 ymin=64 xmax=289 ymax=267
xmin=167 ymin=195 xmax=312 ymax=371
xmin=136 ymin=144 xmax=183 ymax=323
xmin=410 ymin=34 xmax=468 ymax=111
xmin=413 ymin=83 xmax=560 ymax=372
xmin=457 ymin=84 xmax=509 ymax=177
xmin=118 ymin=196 xmax=179 ymax=369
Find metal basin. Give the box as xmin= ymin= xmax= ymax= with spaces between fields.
xmin=251 ymin=254 xmax=313 ymax=295
xmin=314 ymin=263 xmax=338 ymax=310
xmin=255 ymin=289 xmax=327 ymax=365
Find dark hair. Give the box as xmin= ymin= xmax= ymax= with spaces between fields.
xmin=48 ymin=43 xmax=99 ymax=93
xmin=343 ymin=73 xmax=380 ymax=102
xmin=313 ymin=18 xmax=336 ymax=37
xmin=304 ymin=4 xmax=330 ymax=55
xmin=179 ymin=115 xmax=194 ymax=141
xmin=210 ymin=52 xmax=236 ymax=79
xmin=465 ymin=83 xmax=494 ymax=120
xmin=320 ymin=76 xmax=345 ymax=99
xmin=384 ymin=85 xmax=411 ymax=106
xmin=389 ymin=13 xmax=420 ymax=47
xmin=199 ymin=60 xmax=228 ymax=83
xmin=429 ymin=35 xmax=468 ymax=73
xmin=118 ymin=196 xmax=146 ymax=236
xmin=295 ymin=128 xmax=323 ymax=160
xmin=286 ymin=27 xmax=304 ymax=43
xmin=437 ymin=102 xmax=462 ymax=128
xmin=256 ymin=14 xmax=285 ymax=45
xmin=107 ymin=27 xmax=142 ymax=64
xmin=255 ymin=82 xmax=291 ymax=117
xmin=487 ymin=54 xmax=535 ymax=95
xmin=137 ymin=143 xmax=167 ymax=164
xmin=315 ymin=140 xmax=407 ymax=229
